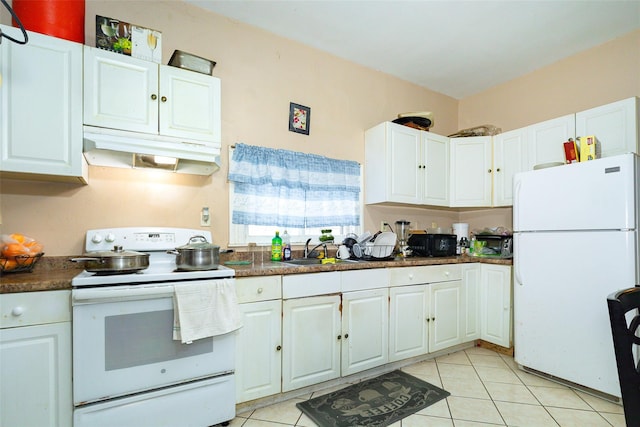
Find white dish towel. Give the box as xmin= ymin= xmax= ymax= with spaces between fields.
xmin=173 ymin=279 xmax=243 ymax=344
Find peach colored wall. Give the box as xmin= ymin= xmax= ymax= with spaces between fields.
xmin=459 ymin=30 xmax=640 ymax=132
xmin=0 ymin=1 xmax=457 ymax=255
xmin=1 ymin=3 xmax=638 ymax=256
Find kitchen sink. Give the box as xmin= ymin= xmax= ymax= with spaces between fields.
xmin=283 ymin=258 xmax=363 ymax=266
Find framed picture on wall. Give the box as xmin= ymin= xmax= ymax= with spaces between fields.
xmin=289 ymin=103 xmax=310 ymax=135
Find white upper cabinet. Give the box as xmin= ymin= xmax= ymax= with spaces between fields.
xmin=449 ymin=136 xmax=493 ymax=207
xmin=493 ymin=128 xmax=527 ymax=206
xmin=84 ymin=46 xmax=221 ymax=145
xmin=525 ymin=97 xmax=638 ymax=170
xmin=365 ymin=122 xmax=449 ymax=206
xmin=575 ymin=97 xmax=639 ymax=157
xmin=365 ymin=122 xmax=421 ymax=204
xmin=0 ymin=26 xmax=86 ymax=183
xmin=364 ymin=98 xmax=637 ymax=210
xmin=84 ymin=47 xmax=158 ymax=134
xmin=423 ymin=132 xmax=450 ymax=206
xmin=526 ymin=114 xmax=575 ymax=170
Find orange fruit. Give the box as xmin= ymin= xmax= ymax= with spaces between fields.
xmin=24 ymin=241 xmax=43 ymax=254
xmin=9 ymin=233 xmax=25 ymax=244
xmin=2 ymin=243 xmax=29 ymax=258
xmin=2 ymin=259 xmax=18 ymax=271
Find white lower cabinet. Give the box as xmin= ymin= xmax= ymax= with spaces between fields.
xmin=241 ymin=262 xmax=511 ymax=400
xmin=461 ymin=264 xmax=481 ymax=342
xmin=281 ymin=270 xmax=389 ymax=392
xmin=389 ymin=265 xmax=463 ymax=356
xmin=480 ymin=264 xmax=512 ymax=348
xmin=282 ymin=294 xmax=341 ymax=392
xmin=389 ymin=284 xmax=429 ymax=361
xmin=235 ymin=276 xmax=282 ymax=403
xmin=429 ymin=280 xmax=463 ymax=352
xmin=0 ymin=291 xmax=72 ymax=427
xmin=341 ymin=288 xmax=389 ymax=376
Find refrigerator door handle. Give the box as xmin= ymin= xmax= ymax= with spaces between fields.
xmin=515 ymin=259 xmax=523 ymax=286
xmin=513 ymin=178 xmax=522 ymax=230
xmin=514 ymin=234 xmax=523 ymax=286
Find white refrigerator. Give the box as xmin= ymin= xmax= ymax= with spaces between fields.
xmin=513 ymin=153 xmax=639 ymax=398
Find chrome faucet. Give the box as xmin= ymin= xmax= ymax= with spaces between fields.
xmin=304 ymin=238 xmax=328 ymax=259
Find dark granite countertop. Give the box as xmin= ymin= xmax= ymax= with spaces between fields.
xmin=0 ymin=254 xmax=512 ymax=294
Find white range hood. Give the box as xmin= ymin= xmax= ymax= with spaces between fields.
xmin=83 ymin=126 xmax=221 ymax=175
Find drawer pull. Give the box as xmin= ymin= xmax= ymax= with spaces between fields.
xmin=257 ymin=288 xmax=264 ymax=294
xmin=11 ymin=306 xmax=24 ymax=316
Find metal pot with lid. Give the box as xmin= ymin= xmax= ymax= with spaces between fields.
xmin=71 ymin=246 xmax=150 ymax=274
xmin=167 ymin=235 xmax=220 ymax=271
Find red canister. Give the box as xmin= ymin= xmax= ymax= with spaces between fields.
xmin=12 ymin=0 xmax=85 ymax=43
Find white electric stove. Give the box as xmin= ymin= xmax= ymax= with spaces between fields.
xmin=72 ymin=227 xmax=237 ymax=427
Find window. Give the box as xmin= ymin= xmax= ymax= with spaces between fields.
xmin=228 ymin=143 xmax=362 ymax=246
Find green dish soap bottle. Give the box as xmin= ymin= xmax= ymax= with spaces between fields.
xmin=271 ymin=231 xmax=282 ymax=261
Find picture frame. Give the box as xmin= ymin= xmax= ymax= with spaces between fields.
xmin=289 ymin=102 xmax=311 ymax=135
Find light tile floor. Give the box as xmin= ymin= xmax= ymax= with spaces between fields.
xmin=229 ymin=347 xmax=626 ymax=427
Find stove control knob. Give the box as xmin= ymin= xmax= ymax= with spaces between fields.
xmin=105 ymin=233 xmax=116 ymax=243
xmin=91 ymin=234 xmax=103 ymax=244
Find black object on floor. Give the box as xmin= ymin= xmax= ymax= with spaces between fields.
xmin=607 ymin=287 xmax=640 ymax=427
xmin=296 ymin=370 xmax=450 ymax=427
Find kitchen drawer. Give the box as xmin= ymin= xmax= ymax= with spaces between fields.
xmin=235 ymin=276 xmax=282 ymax=303
xmin=0 ymin=290 xmax=71 ymax=328
xmin=389 ymin=264 xmax=461 ymax=286
xmin=341 ymin=268 xmax=389 ymax=292
xmin=282 ymin=272 xmax=340 ymax=299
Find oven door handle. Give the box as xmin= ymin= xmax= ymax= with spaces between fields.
xmin=73 ymin=285 xmax=175 ymax=303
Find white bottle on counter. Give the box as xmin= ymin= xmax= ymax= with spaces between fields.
xmin=282 ymin=230 xmax=292 ymax=261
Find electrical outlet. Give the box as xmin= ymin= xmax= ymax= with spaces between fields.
xmin=200 ymin=207 xmax=211 ymax=226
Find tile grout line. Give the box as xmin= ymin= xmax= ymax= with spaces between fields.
xmin=498 ymin=352 xmax=617 ymax=427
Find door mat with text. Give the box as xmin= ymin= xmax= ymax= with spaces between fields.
xmin=296 ymin=370 xmax=450 ymax=427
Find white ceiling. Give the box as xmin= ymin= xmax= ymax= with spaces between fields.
xmin=185 ymin=0 xmax=640 ymax=99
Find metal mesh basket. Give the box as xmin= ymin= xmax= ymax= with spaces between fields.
xmin=0 ymin=253 xmax=44 ymax=273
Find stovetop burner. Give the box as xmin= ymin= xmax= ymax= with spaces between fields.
xmin=90 ymin=270 xmax=146 ymax=276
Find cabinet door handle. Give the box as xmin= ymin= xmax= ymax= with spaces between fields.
xmin=151 ymin=94 xmax=158 ymax=100
xmin=432 ymin=317 xmax=435 ymax=322
xmin=344 ymin=333 xmax=349 ymax=339
xmin=488 ymin=169 xmax=492 ymax=173
xmin=11 ymin=306 xmax=24 ymax=316
xmin=276 ymin=345 xmax=282 ymax=351
xmin=161 ymin=96 xmax=167 ymax=102
xmin=426 ymin=317 xmax=430 ymax=322
xmin=496 ymin=168 xmax=501 ymax=172
xmin=337 ymin=335 xmax=342 ymax=340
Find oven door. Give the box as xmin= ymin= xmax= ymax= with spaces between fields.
xmin=72 ymin=280 xmax=235 ymax=405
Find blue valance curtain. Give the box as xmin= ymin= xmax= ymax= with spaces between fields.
xmin=228 ymin=143 xmax=361 ymax=228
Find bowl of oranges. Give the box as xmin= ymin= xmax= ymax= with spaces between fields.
xmin=1 ymin=233 xmax=44 ymax=273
